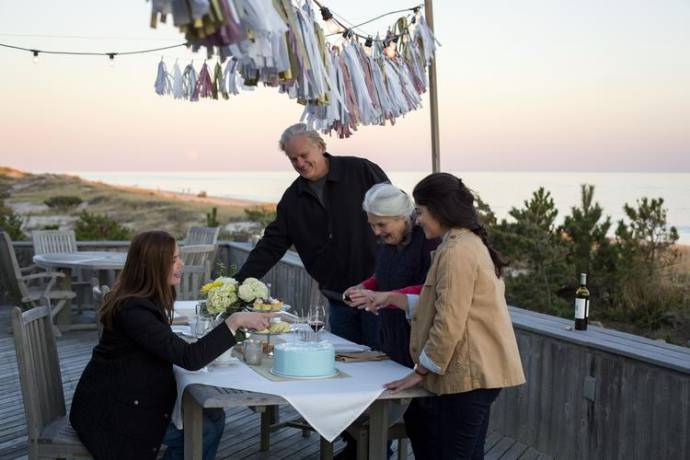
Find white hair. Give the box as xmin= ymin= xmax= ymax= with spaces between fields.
xmin=279 ymin=123 xmax=327 ymax=152
xmin=362 ymin=183 xmax=415 ymax=218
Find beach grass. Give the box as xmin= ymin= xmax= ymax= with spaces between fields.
xmin=2 ymin=168 xmax=256 ymax=238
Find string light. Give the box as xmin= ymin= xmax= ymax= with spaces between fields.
xmin=320 ymin=6 xmax=334 ymax=21
xmin=1 ymin=3 xmax=427 ymax=63
xmin=0 ymin=42 xmax=187 ymax=62
xmin=384 ymin=43 xmax=397 ymax=59
xmin=315 ymin=0 xmax=422 ymax=42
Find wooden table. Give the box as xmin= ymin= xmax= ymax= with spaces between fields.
xmin=182 ymin=383 xmax=431 ymax=460
xmin=33 ymin=251 xmax=126 ymax=329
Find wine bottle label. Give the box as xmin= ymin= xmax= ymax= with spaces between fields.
xmin=575 ymin=298 xmax=586 ymax=319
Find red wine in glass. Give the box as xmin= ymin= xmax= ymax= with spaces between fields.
xmin=309 ymin=320 xmax=325 ymax=332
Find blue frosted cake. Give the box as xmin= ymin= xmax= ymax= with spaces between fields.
xmin=272 ymin=341 xmax=336 ymax=378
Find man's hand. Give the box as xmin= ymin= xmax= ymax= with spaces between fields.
xmin=343 ymin=287 xmax=371 ymax=308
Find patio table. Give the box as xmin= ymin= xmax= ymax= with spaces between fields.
xmin=33 ymin=251 xmax=126 ymax=329
xmin=174 ymin=328 xmax=431 ymax=460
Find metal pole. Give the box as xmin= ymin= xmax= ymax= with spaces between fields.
xmin=424 ymin=0 xmax=441 ymax=173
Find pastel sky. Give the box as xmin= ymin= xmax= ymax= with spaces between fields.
xmin=1 ymin=0 xmax=689 ymax=172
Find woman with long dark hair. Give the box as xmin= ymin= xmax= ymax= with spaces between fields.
xmin=385 ymin=173 xmax=525 ymax=460
xmin=70 ymin=230 xmax=273 ymax=459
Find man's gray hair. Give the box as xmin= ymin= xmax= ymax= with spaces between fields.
xmin=279 ymin=123 xmax=327 ymax=152
xmin=362 ymin=183 xmax=415 ymax=218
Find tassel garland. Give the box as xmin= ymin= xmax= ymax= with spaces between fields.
xmin=149 ymin=0 xmax=439 ymax=137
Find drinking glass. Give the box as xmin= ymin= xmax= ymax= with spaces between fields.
xmin=194 ymin=314 xmax=213 ymax=338
xmin=308 ymin=304 xmax=326 ymax=341
xmin=295 ymin=315 xmax=310 ymax=342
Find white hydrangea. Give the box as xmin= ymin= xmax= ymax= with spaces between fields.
xmin=206 ymin=282 xmax=238 ymax=314
xmin=238 ymin=277 xmax=269 ymax=302
xmin=217 ymin=277 xmax=238 ymax=287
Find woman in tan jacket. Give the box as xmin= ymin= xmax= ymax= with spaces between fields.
xmin=385 ymin=173 xmax=525 ymax=460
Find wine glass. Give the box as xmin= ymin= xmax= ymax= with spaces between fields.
xmin=308 ymin=304 xmax=326 ymax=341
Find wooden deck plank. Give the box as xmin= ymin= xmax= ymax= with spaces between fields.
xmin=501 ymin=441 xmax=528 ymax=460
xmin=485 ymin=436 xmax=516 ymax=460
xmin=518 ymin=446 xmax=543 ymax=460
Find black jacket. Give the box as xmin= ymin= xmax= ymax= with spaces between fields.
xmin=69 ymin=298 xmax=235 ymax=460
xmin=236 ymin=154 xmax=389 ymax=295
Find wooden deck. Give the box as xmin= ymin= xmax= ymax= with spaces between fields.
xmin=0 ymin=306 xmax=550 ymax=460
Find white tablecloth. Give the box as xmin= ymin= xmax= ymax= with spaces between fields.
xmin=171 ymin=330 xmax=411 ymax=442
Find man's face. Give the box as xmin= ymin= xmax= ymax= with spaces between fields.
xmin=284 ymin=134 xmax=328 ymax=181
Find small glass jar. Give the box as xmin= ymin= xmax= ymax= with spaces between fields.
xmin=243 ymin=338 xmax=263 ymax=365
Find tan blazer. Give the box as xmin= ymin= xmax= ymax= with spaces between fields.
xmin=410 ymin=228 xmax=526 ymax=395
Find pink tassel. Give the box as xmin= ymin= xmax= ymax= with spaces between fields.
xmin=193 ymin=62 xmax=214 ymax=99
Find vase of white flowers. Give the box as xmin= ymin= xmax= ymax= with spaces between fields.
xmin=199 ymin=276 xmax=271 ymax=340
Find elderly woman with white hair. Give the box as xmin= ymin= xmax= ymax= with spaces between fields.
xmin=343 ymin=183 xmax=440 ymax=368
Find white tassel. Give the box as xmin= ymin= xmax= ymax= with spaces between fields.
xmin=172 ymin=61 xmax=184 ymax=99
xmin=182 ymin=62 xmax=198 ymax=101
xmin=415 ymin=15 xmax=439 ymax=66
xmin=342 ymin=42 xmax=377 ymax=125
xmin=154 ymin=59 xmax=171 ymax=96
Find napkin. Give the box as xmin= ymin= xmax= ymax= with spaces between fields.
xmin=172 ymin=315 xmax=189 ymax=325
xmin=171 ymin=325 xmax=193 ymax=337
xmin=336 ymin=351 xmax=389 ymax=362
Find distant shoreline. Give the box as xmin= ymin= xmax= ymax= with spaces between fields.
xmin=82 ymin=179 xmax=266 ymax=207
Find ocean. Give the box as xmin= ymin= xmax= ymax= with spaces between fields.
xmin=66 ymin=171 xmax=690 ymax=244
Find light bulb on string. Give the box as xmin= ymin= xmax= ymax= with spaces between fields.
xmin=32 ymin=50 xmax=39 ymax=64
xmin=320 ymin=6 xmax=333 ymax=21
xmin=108 ymin=53 xmax=116 ymax=68
xmin=325 ymin=19 xmax=344 ymax=34
xmin=384 ymin=41 xmax=397 ymax=59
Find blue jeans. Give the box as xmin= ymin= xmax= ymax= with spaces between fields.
xmin=161 ymin=408 xmax=225 ymax=460
xmin=404 ymin=388 xmax=501 ymax=460
xmin=328 ymin=299 xmax=381 ymax=350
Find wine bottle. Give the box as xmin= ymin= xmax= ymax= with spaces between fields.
xmin=574 ymin=273 xmax=590 ymax=331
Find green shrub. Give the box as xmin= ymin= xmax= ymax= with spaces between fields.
xmin=75 ymin=210 xmax=131 ymax=241
xmin=0 ymin=212 xmax=25 ymax=240
xmin=44 ymin=195 xmax=83 ymax=209
xmin=483 ymin=184 xmax=688 ymax=345
xmin=492 ymin=188 xmax=572 ymax=317
xmin=244 ymin=205 xmax=276 ymax=228
xmin=206 ymin=207 xmax=219 ymax=227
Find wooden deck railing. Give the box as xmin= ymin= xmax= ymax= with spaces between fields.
xmin=5 ymin=240 xmax=690 ymax=459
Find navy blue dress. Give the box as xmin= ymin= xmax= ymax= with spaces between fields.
xmin=374 ymin=225 xmax=439 ymax=368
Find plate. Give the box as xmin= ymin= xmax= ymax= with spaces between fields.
xmin=211 ymin=357 xmax=240 ymax=367
xmin=250 ymin=327 xmax=296 ymax=336
xmin=246 ymin=304 xmax=292 ymax=313
xmin=269 ymin=368 xmax=339 ymax=379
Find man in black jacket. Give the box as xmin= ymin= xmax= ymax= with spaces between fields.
xmin=235 ymin=123 xmax=389 ymax=349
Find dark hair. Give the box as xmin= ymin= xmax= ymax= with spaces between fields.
xmin=100 ymin=230 xmax=177 ymax=329
xmin=413 ymin=173 xmax=506 ymax=277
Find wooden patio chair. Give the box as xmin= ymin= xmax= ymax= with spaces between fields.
xmin=11 ymin=306 xmax=92 ymax=459
xmin=184 ymin=226 xmax=220 ymax=245
xmin=32 ymin=230 xmax=92 ymax=312
xmin=177 ymin=244 xmax=216 ymax=300
xmin=1 ymin=232 xmax=76 ymax=336
xmin=31 ymin=230 xmax=79 ymax=254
